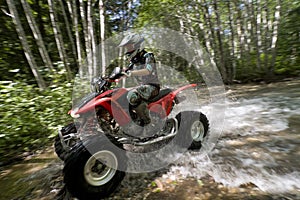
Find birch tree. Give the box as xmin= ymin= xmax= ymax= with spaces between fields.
xmin=99 ymin=0 xmax=106 ymax=75
xmin=67 ymin=0 xmax=83 ymax=74
xmin=79 ymin=0 xmax=94 ymax=77
xmin=20 ymin=0 xmax=54 ymax=72
xmin=202 ymin=0 xmax=217 ymax=58
xmin=262 ymin=0 xmax=270 ymax=72
xmin=6 ymin=0 xmax=46 ymax=89
xmin=226 ymin=1 xmax=236 ymax=79
xmin=212 ymin=0 xmax=228 ymax=82
xmin=4 ymin=0 xmax=297 ymax=84
xmin=48 ymin=0 xmax=72 ymax=80
xmin=256 ymin=0 xmax=263 ymax=70
xmin=58 ymin=0 xmax=77 ymax=68
xmin=242 ymin=0 xmax=251 ymax=64
xmin=269 ymin=0 xmax=282 ymax=77
xmin=87 ymin=0 xmax=97 ymax=75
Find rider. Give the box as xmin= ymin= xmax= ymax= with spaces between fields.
xmin=118 ymin=33 xmax=160 ymax=126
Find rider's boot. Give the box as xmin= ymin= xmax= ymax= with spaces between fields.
xmin=135 ymin=101 xmax=151 ymax=126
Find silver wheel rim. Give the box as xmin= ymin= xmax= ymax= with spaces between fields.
xmin=84 ymin=150 xmax=118 ymax=186
xmin=191 ymin=121 xmax=205 ymax=142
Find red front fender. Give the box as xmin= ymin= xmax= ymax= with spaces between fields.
xmin=69 ymin=97 xmax=131 ymax=126
xmin=75 ymin=97 xmax=111 ymax=115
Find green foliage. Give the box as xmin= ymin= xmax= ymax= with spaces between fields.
xmin=136 ymin=0 xmax=182 ymax=30
xmin=0 ymin=80 xmax=73 ymax=164
xmin=275 ymin=2 xmax=300 ymax=77
xmin=275 ymin=59 xmax=300 ymax=76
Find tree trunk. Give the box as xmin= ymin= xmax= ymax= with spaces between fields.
xmin=6 ymin=0 xmax=46 ymax=89
xmin=79 ymin=0 xmax=93 ymax=77
xmin=195 ymin=1 xmax=212 ymax=58
xmin=48 ymin=0 xmax=72 ymax=80
xmin=269 ymin=0 xmax=282 ymax=77
xmin=71 ymin=0 xmax=83 ymax=76
xmin=87 ymin=0 xmax=97 ymax=76
xmin=243 ymin=0 xmax=251 ymax=66
xmin=262 ymin=0 xmax=270 ymax=74
xmin=255 ymin=0 xmax=262 ymax=70
xmin=99 ymin=0 xmax=106 ymax=76
xmin=226 ymin=1 xmax=236 ymax=80
xmin=58 ymin=0 xmax=78 ymax=69
xmin=66 ymin=0 xmax=73 ymax=19
xmin=202 ymin=0 xmax=217 ymax=58
xmin=34 ymin=0 xmax=46 ymax=39
xmin=213 ymin=0 xmax=228 ymax=83
xmin=20 ymin=0 xmax=54 ymax=71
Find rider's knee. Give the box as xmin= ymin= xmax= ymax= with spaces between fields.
xmin=127 ymin=90 xmax=141 ymax=106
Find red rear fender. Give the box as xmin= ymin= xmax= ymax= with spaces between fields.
xmin=148 ymin=84 xmax=197 ymax=116
xmin=172 ymin=84 xmax=197 ymax=96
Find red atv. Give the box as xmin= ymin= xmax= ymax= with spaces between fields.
xmin=55 ymin=67 xmax=209 ymax=199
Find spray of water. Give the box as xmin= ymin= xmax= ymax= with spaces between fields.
xmin=166 ymin=93 xmax=300 ymax=193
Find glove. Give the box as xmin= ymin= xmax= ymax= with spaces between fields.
xmin=122 ymin=71 xmax=132 ymax=77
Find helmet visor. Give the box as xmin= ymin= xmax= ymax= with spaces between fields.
xmin=123 ymin=44 xmax=135 ymax=53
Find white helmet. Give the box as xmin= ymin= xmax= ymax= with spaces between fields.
xmin=118 ymin=33 xmax=144 ymax=59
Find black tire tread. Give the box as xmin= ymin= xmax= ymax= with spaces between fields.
xmin=176 ymin=111 xmax=209 ymax=150
xmin=63 ymin=135 xmax=126 ymax=200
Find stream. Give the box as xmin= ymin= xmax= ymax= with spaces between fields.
xmin=0 ymin=79 xmax=299 ymax=200
xmin=168 ymin=79 xmax=300 ymax=195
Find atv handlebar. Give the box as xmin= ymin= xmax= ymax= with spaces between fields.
xmin=91 ymin=64 xmax=134 ymax=92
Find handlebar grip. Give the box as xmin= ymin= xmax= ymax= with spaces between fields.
xmin=125 ymin=63 xmax=134 ymax=72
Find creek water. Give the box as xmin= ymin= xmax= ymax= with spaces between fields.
xmin=0 ymin=79 xmax=299 ymax=199
xmin=168 ymin=79 xmax=300 ymax=195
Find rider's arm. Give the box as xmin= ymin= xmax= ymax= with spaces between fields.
xmin=129 ymin=52 xmax=155 ymax=77
xmin=130 ymin=68 xmax=150 ymax=76
xmin=123 ymin=67 xmax=149 ymax=77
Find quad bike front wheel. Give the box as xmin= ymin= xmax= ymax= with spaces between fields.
xmin=176 ymin=111 xmax=209 ymax=150
xmin=63 ymin=135 xmax=126 ymax=200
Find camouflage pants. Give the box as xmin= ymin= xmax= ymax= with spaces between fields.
xmin=127 ymin=84 xmax=159 ymax=106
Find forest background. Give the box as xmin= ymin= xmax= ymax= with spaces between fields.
xmin=0 ymin=0 xmax=299 ymax=164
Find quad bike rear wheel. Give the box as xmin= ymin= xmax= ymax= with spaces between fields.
xmin=176 ymin=111 xmax=209 ymax=150
xmin=63 ymin=135 xmax=126 ymax=200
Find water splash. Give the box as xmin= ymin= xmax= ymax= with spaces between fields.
xmin=166 ymin=93 xmax=300 ymax=193
xmin=208 ymin=96 xmax=299 ymax=135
